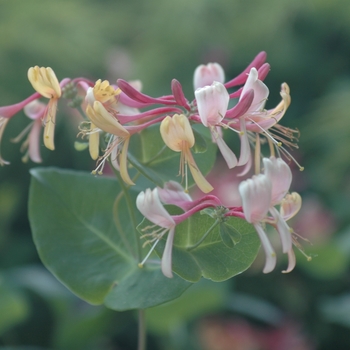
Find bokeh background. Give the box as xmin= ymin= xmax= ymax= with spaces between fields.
xmin=1 ymin=0 xmax=350 ymax=349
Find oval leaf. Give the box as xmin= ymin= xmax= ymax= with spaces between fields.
xmin=29 ymin=168 xmax=191 ymax=308
xmin=138 ymin=210 xmax=260 ymax=283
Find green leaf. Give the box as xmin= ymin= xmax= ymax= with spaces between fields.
xmin=138 ymin=211 xmax=260 ymax=283
xmin=220 ymin=222 xmax=242 ymax=248
xmin=105 ymin=266 xmax=191 ymax=311
xmin=29 ymin=168 xmax=191 ymax=309
xmin=128 ymin=124 xmax=216 ymax=186
xmin=192 ymin=127 xmax=207 ymax=153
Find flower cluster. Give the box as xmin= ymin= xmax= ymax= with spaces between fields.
xmin=0 ymin=52 xmax=306 ymax=278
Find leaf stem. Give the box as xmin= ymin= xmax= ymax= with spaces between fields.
xmin=186 ymin=219 xmax=220 ymax=251
xmin=138 ymin=309 xmax=146 ymax=350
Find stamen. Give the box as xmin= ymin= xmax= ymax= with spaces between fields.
xmin=185 ymin=160 xmax=188 ymax=193
xmin=221 ymin=121 xmax=242 ymax=134
xmin=138 ymin=238 xmax=160 ymax=268
xmin=248 ymin=117 xmax=304 ymax=171
xmin=92 ymin=134 xmax=116 ymax=175
xmin=11 ymin=122 xmax=34 ymax=143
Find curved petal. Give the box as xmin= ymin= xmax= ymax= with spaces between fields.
xmin=241 ymin=68 xmax=269 ymax=113
xmin=245 ymin=83 xmax=291 ymax=132
xmin=161 ymin=227 xmax=176 ymax=278
xmin=119 ymin=137 xmax=134 ymax=185
xmin=237 ymin=118 xmax=250 ymax=166
xmin=195 ymin=82 xmax=229 ymax=127
xmin=239 ymin=174 xmax=271 ymax=223
xmin=254 ymin=223 xmax=276 ymax=273
xmin=225 ymin=89 xmax=254 ymax=119
xmin=28 ymin=118 xmax=43 ymax=163
xmin=263 ymin=157 xmax=292 ymax=205
xmin=184 ymin=148 xmax=213 ymax=193
xmin=28 ymin=66 xmax=61 ymax=98
xmin=136 ymin=188 xmax=176 ymax=228
xmin=270 ymin=206 xmax=292 ymax=253
xmin=237 ymin=151 xmax=252 ymax=177
xmin=88 ymin=123 xmax=100 ymax=161
xmin=280 ymin=192 xmax=302 ymax=220
xmin=43 ymin=98 xmax=58 ymax=151
xmin=214 ymin=131 xmax=238 ymax=169
xmin=193 ymin=62 xmax=225 ymax=90
xmin=282 ymin=248 xmax=296 ymax=273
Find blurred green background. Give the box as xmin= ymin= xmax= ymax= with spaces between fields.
xmin=1 ymin=0 xmax=350 ymax=349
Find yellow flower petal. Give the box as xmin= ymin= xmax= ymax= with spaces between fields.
xmin=89 ymin=122 xmax=100 ymax=160
xmin=28 ymin=66 xmax=61 ymax=99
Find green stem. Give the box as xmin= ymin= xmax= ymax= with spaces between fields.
xmin=186 ymin=219 xmax=220 ymax=251
xmin=138 ymin=309 xmax=146 ymax=350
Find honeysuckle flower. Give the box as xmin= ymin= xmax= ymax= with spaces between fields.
xmin=239 ymin=157 xmax=298 ymax=273
xmin=17 ymin=100 xmax=46 ymax=163
xmin=136 ymin=187 xmax=177 ymax=278
xmin=85 ymin=79 xmax=120 ymax=113
xmin=263 ymin=157 xmax=292 ymax=253
xmin=195 ymin=82 xmax=230 ymax=127
xmin=280 ymin=192 xmax=302 ymax=220
xmin=86 ymin=101 xmax=133 ymax=185
xmin=193 ymin=63 xmax=225 ymax=90
xmin=239 ymin=174 xmax=276 ymax=273
xmin=195 ymin=81 xmax=238 ymax=168
xmin=160 ymin=114 xmax=213 ymax=193
xmin=137 ymin=183 xmax=225 ymax=277
xmin=84 ymin=81 xmax=119 ymax=161
xmin=0 ymin=99 xmax=47 ymax=165
xmin=225 ymin=68 xmax=297 ymax=172
xmin=27 ymin=66 xmax=62 ymax=151
xmin=278 ymin=191 xmax=304 ymax=273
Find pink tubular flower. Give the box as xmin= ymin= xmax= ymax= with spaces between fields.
xmin=195 ymin=82 xmax=239 ymax=168
xmin=193 ymin=63 xmax=225 ymax=90
xmin=239 ymin=157 xmax=299 ymax=273
xmin=195 ymin=81 xmax=229 ymax=127
xmin=137 ymin=183 xmax=224 ymax=278
xmin=14 ymin=100 xmax=47 ymax=163
xmin=239 ymin=174 xmax=276 ymax=273
xmin=136 ymin=187 xmax=179 ymax=278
